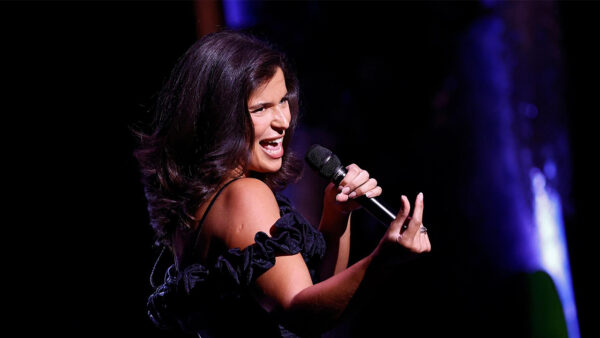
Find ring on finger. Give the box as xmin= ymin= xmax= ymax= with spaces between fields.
xmin=419 ymin=225 xmax=428 ymax=233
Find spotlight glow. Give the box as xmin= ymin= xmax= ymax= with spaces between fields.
xmin=222 ymin=0 xmax=256 ymax=29
xmin=531 ymin=165 xmax=579 ymax=338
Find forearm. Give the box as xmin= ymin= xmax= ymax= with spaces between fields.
xmin=284 ymin=251 xmax=378 ymax=333
xmin=318 ymin=208 xmax=351 ymax=280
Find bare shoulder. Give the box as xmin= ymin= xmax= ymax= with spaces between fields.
xmin=223 ymin=177 xmax=279 ymax=214
xmin=215 ymin=177 xmax=280 ymax=249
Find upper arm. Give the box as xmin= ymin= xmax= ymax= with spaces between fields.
xmin=220 ymin=178 xmax=314 ymax=311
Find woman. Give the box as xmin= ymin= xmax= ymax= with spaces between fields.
xmin=135 ymin=30 xmax=430 ymax=337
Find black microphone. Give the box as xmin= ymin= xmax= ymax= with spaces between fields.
xmin=305 ymin=144 xmax=396 ymax=228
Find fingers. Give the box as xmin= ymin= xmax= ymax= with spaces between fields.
xmin=349 ymin=178 xmax=379 ymax=198
xmin=338 ymin=164 xmax=367 ymax=192
xmin=336 ymin=163 xmax=382 ymax=201
xmin=377 ymin=192 xmax=431 ymax=256
xmin=412 ymin=192 xmax=424 ymax=225
xmin=336 ymin=192 xmax=349 ymax=202
xmin=389 ymin=195 xmax=410 ymax=234
xmin=403 ymin=193 xmax=424 ymax=239
xmin=416 ymin=225 xmax=430 ymax=252
xmin=365 ymin=186 xmax=382 ymax=198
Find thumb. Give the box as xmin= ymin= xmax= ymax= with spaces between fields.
xmin=388 ymin=195 xmax=410 ymax=235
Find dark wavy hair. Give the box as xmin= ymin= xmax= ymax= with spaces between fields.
xmin=134 ymin=30 xmax=302 ymax=247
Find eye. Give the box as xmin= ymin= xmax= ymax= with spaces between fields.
xmin=251 ymin=106 xmax=265 ymax=114
xmin=280 ymin=97 xmax=289 ymax=104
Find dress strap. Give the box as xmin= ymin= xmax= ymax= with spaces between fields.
xmin=199 ymin=178 xmax=240 ymax=228
xmin=190 ymin=177 xmax=241 ymax=251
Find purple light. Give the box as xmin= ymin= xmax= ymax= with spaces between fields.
xmin=222 ymin=0 xmax=256 ymax=29
xmin=462 ymin=4 xmax=580 ymax=334
xmin=531 ymin=166 xmax=580 ymax=338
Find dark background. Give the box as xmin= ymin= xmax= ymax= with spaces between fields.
xmin=4 ymin=1 xmax=597 ymax=337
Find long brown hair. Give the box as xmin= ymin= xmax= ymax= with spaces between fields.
xmin=134 ymin=30 xmax=302 ymax=247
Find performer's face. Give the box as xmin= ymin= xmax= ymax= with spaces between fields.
xmin=247 ymin=67 xmax=291 ymax=173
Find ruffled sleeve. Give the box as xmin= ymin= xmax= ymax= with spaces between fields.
xmin=147 ymin=193 xmax=326 ymax=330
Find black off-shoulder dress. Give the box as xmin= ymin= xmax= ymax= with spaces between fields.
xmin=147 ymin=179 xmax=327 ymax=337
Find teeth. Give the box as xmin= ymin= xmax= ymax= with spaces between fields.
xmin=263 ymin=137 xmax=283 ymax=145
xmin=260 ymin=137 xmax=283 ymax=155
xmin=264 ymin=147 xmax=280 ymax=154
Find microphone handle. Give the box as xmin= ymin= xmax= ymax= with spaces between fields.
xmin=332 ymin=166 xmax=396 ymax=228
xmin=356 ymin=195 xmax=396 ymax=227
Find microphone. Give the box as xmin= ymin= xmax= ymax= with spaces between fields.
xmin=305 ymin=144 xmax=396 ymax=228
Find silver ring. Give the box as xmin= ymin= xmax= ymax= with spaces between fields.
xmin=419 ymin=225 xmax=428 ymax=233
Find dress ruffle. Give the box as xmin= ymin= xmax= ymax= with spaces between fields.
xmin=147 ymin=193 xmax=326 ymax=331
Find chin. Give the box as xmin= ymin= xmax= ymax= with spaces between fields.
xmin=259 ymin=161 xmax=283 ymax=173
xmin=248 ymin=159 xmax=282 ymax=174
xmin=248 ymin=148 xmax=284 ymax=173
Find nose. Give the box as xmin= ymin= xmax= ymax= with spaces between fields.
xmin=271 ymin=106 xmax=290 ymax=133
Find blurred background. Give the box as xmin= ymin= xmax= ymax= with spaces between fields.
xmin=5 ymin=1 xmax=598 ymax=337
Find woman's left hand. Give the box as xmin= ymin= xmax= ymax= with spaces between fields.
xmin=323 ymin=163 xmax=383 ymax=215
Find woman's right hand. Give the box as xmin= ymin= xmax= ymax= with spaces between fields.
xmin=373 ymin=193 xmax=431 ymax=262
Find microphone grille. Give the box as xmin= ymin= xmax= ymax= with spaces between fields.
xmin=305 ymin=144 xmax=341 ymax=179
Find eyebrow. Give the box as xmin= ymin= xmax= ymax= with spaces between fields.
xmin=248 ymin=92 xmax=288 ymax=111
xmin=248 ymin=102 xmax=269 ymax=111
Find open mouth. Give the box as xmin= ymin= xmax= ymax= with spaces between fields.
xmin=259 ymin=137 xmax=284 ymax=158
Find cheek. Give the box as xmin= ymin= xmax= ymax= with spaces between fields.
xmin=285 ymin=105 xmax=292 ymax=121
xmin=251 ymin=118 xmax=269 ymax=145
